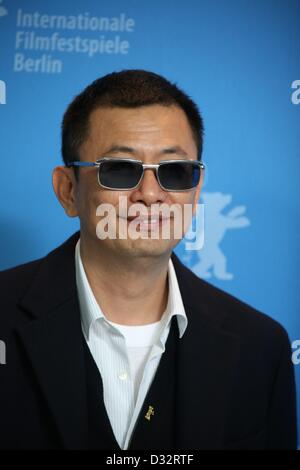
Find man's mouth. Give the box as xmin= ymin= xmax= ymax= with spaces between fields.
xmin=120 ymin=215 xmax=171 ymax=230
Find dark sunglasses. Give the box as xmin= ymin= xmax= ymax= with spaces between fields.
xmin=66 ymin=157 xmax=205 ymax=191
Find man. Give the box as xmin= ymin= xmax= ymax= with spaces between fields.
xmin=0 ymin=70 xmax=297 ymax=450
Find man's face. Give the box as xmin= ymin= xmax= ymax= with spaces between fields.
xmin=71 ymin=104 xmax=203 ymax=259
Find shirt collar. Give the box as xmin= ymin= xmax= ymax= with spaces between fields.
xmin=75 ymin=239 xmax=188 ymax=341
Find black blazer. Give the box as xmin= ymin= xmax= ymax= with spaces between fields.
xmin=0 ymin=232 xmax=297 ymax=449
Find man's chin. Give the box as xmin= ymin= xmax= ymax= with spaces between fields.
xmin=112 ymin=236 xmax=178 ymax=259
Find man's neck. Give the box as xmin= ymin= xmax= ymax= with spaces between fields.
xmin=79 ymin=238 xmax=170 ymax=326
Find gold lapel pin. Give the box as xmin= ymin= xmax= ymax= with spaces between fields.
xmin=145 ymin=405 xmax=155 ymax=421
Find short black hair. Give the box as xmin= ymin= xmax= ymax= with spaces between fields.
xmin=61 ymin=69 xmax=204 ymax=167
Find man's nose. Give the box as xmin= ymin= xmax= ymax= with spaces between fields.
xmin=129 ymin=168 xmax=167 ymax=206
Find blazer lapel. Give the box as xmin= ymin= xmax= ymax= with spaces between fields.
xmin=174 ymin=307 xmax=240 ymax=449
xmin=171 ymin=254 xmax=241 ymax=449
xmin=130 ymin=254 xmax=241 ymax=450
xmin=16 ymin=232 xmax=89 ymax=449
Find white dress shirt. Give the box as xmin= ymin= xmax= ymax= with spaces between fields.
xmin=75 ymin=239 xmax=187 ymax=449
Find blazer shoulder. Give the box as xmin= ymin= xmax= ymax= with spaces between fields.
xmin=172 ymin=254 xmax=290 ymax=345
xmin=0 ymin=258 xmax=43 ymax=329
xmin=0 ymin=232 xmax=79 ymax=333
xmin=0 ymin=257 xmax=43 ymax=289
xmin=0 ymin=232 xmax=79 ymax=294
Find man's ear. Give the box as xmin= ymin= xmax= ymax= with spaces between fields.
xmin=52 ymin=166 xmax=79 ymax=218
xmin=192 ymin=169 xmax=204 ymax=217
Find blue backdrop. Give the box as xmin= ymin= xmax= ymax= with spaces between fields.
xmin=0 ymin=0 xmax=299 ymax=445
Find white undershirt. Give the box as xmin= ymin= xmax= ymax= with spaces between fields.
xmin=107 ymin=320 xmax=162 ymax=403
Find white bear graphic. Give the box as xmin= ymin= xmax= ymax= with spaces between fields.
xmin=184 ymin=192 xmax=250 ymax=280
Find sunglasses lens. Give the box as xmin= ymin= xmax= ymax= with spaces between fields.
xmin=158 ymin=162 xmax=201 ymax=190
xmin=99 ymin=160 xmax=143 ymax=189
